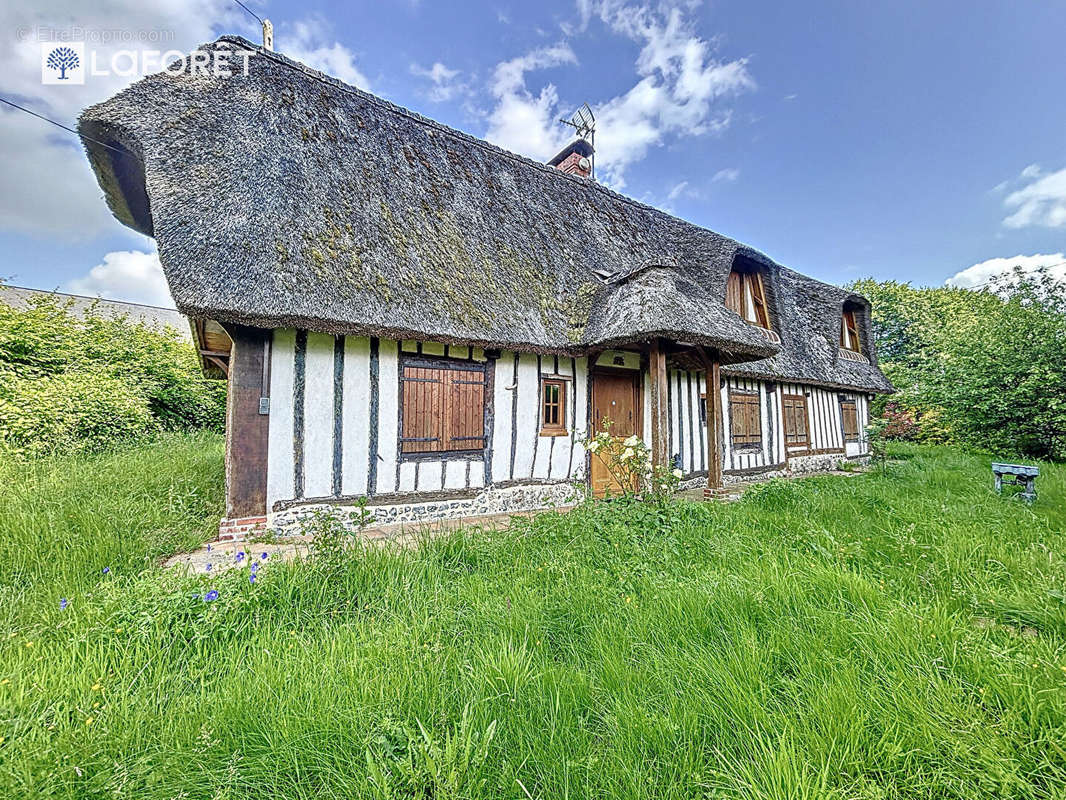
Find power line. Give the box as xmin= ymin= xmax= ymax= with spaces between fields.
xmin=0 ymin=96 xmax=140 ymax=162
xmin=231 ymin=0 xmax=264 ymax=25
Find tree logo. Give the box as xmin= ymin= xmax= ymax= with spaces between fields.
xmin=41 ymin=42 xmax=85 ymax=85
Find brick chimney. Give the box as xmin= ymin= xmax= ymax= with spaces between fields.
xmin=548 ymin=138 xmax=594 ymax=179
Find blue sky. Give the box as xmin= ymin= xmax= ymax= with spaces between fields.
xmin=3 ymin=0 xmax=1066 ymax=306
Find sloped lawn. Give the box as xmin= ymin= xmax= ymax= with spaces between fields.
xmin=1 ymin=437 xmax=1064 ymax=799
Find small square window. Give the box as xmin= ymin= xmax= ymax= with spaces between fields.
xmin=540 ymin=379 xmax=568 ymax=436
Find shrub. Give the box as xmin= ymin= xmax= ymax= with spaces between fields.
xmin=581 ymin=418 xmax=681 ymax=502
xmin=0 ymin=292 xmax=225 ymax=456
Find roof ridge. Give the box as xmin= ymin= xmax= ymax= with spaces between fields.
xmin=0 ymin=284 xmax=180 ymax=313
xmin=215 ymin=35 xmax=721 ymax=238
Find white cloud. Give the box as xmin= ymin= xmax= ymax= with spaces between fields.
xmin=64 ymin=249 xmax=175 ymax=307
xmin=484 ymin=43 xmax=578 ymax=162
xmin=667 ymin=180 xmax=689 ymax=201
xmin=283 ymin=18 xmax=371 ymax=89
xmin=946 ymin=252 xmax=1066 ymax=290
xmin=484 ymin=2 xmax=754 ymax=188
xmin=0 ymin=1 xmax=366 ymax=240
xmin=712 ymin=167 xmax=739 ymax=183
xmin=410 ymin=61 xmax=467 ymax=102
xmin=1002 ymin=165 xmax=1066 ymax=229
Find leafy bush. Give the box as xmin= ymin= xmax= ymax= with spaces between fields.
xmin=581 ymin=417 xmax=682 ymax=502
xmin=0 ymin=293 xmax=225 ymax=456
xmin=852 ymin=270 xmax=1066 ymax=460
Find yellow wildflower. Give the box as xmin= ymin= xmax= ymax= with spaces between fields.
xmin=91 ymin=683 xmax=102 ymax=691
xmin=84 ymin=718 xmax=94 ymax=726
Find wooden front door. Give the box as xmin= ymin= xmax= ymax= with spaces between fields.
xmin=589 ymin=369 xmax=642 ymax=497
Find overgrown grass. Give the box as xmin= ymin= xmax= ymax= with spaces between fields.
xmin=1 ymin=438 xmax=1064 ymax=798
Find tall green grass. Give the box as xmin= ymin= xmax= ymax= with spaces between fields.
xmin=0 ymin=438 xmax=1063 ymax=798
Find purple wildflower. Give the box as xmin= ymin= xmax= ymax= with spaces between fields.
xmin=235 ymin=552 xmax=245 ymax=563
xmin=206 ymin=544 xmax=212 ymax=552
xmin=60 ymin=598 xmax=68 ymax=610
xmin=260 ymin=553 xmax=268 ymax=560
xmin=249 ymin=573 xmax=256 ymax=584
xmin=250 ymin=561 xmax=258 ymax=574
xmin=204 ymin=590 xmax=219 ymax=602
xmin=102 ymin=567 xmax=110 ymax=575
xmin=205 ymin=563 xmax=212 ymax=572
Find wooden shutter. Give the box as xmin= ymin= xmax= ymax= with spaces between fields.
xmin=729 ymin=391 xmax=761 ymax=448
xmin=725 ymin=270 xmax=743 ymax=316
xmin=840 ymin=399 xmax=859 ymax=442
xmin=401 ymin=365 xmax=444 ymax=453
xmin=401 ymin=361 xmax=485 ymax=454
xmin=782 ymin=393 xmax=809 ymax=446
xmin=446 ymin=369 xmax=486 ymax=450
xmin=748 ymin=273 xmax=770 ymax=329
xmin=841 ymin=311 xmax=860 ymax=351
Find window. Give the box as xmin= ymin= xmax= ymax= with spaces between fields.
xmin=726 ymin=269 xmax=770 ymax=329
xmin=540 ymin=378 xmax=568 ymax=436
xmin=782 ymin=393 xmax=809 ymax=447
xmin=840 ymin=310 xmax=861 ymax=352
xmin=729 ymin=390 xmax=761 ymax=449
xmin=400 ymin=358 xmax=486 ymax=455
xmin=699 ymin=393 xmax=707 ymax=425
xmin=840 ymin=399 xmax=859 ymax=442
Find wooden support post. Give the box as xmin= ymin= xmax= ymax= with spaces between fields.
xmin=223 ymin=325 xmax=271 ymax=522
xmin=699 ymin=347 xmax=724 ymax=495
xmin=649 ymin=338 xmax=669 ymax=469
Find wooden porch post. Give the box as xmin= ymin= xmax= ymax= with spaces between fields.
xmin=700 ymin=347 xmax=724 ymax=495
xmin=649 ymin=337 xmax=669 ymax=469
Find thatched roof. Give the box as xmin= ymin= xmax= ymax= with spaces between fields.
xmin=78 ymin=36 xmax=891 ymax=392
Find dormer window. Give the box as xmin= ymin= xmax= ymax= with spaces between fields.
xmin=840 ymin=309 xmax=861 ymax=352
xmin=725 ymin=269 xmax=770 ymax=329
xmin=838 ymin=304 xmax=870 ymax=363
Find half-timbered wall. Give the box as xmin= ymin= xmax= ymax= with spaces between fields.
xmin=265 ymin=328 xmax=872 ymax=517
xmin=664 ymin=374 xmax=871 ymax=480
xmin=266 ymin=331 xmax=592 ymax=513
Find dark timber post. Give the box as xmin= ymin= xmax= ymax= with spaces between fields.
xmin=222 ymin=325 xmax=270 ymax=528
xmin=700 ymin=347 xmax=724 ymax=495
xmin=649 ymin=338 xmax=669 ymax=470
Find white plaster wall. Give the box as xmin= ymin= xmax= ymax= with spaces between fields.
xmin=303 ymin=332 xmax=335 ymax=499
xmin=375 ymin=338 xmax=400 ymax=494
xmin=340 ymin=336 xmax=371 ymax=496
xmin=266 ymin=328 xmax=296 ymax=511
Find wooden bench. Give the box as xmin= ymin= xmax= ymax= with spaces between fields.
xmin=992 ymin=462 xmax=1038 ymax=503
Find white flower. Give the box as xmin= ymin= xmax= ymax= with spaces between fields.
xmin=586 ymin=440 xmax=599 ymax=453
xmin=623 ymin=435 xmax=640 ymax=447
xmin=672 ymin=468 xmax=683 ymax=478
xmin=621 ymin=447 xmax=635 ymax=460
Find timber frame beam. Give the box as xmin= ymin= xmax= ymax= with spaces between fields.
xmin=648 ymin=338 xmax=669 ymax=470
xmin=698 ymin=346 xmax=724 ymax=494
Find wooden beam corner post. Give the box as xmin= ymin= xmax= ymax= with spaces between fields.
xmin=699 ymin=347 xmax=724 ymax=496
xmin=649 ymin=338 xmax=669 ymax=469
xmin=223 ymin=325 xmax=271 ymax=524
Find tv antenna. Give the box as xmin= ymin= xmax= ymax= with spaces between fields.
xmin=559 ymin=103 xmax=596 ymax=177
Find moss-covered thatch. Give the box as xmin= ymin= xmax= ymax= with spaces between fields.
xmin=79 ymin=36 xmax=891 ymax=392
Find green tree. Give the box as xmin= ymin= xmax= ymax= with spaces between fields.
xmin=850 ymin=270 xmax=1066 ymax=460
